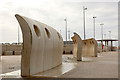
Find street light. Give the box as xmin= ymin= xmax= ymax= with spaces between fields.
xmin=100 ymin=23 xmax=104 ymax=52
xmin=83 ymin=6 xmax=87 ymax=40
xmin=68 ymin=30 xmax=70 ymax=41
xmin=60 ymin=30 xmax=61 ymax=34
xmin=108 ymin=31 xmax=111 ymax=39
xmin=64 ymin=18 xmax=67 ymax=44
xmin=104 ymin=34 xmax=106 ymax=39
xmin=93 ymin=16 xmax=96 ymax=39
xmin=18 ymin=26 xmax=20 ymax=43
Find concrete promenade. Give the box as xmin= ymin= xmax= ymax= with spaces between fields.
xmin=60 ymin=51 xmax=118 ymax=78
xmin=1 ymin=51 xmax=118 ymax=78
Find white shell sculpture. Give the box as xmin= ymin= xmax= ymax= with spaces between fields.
xmin=15 ymin=14 xmax=63 ymax=77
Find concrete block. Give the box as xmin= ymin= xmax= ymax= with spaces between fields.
xmin=71 ymin=32 xmax=83 ymax=61
xmin=1 ymin=43 xmax=22 ymax=55
xmin=4 ymin=51 xmax=13 ymax=55
xmin=63 ymin=44 xmax=73 ymax=54
xmin=15 ymin=14 xmax=63 ymax=77
xmin=15 ymin=51 xmax=21 ymax=55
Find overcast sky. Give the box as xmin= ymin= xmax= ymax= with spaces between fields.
xmin=0 ymin=0 xmax=119 ymax=46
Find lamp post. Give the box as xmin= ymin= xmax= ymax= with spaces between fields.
xmin=64 ymin=18 xmax=67 ymax=44
xmin=108 ymin=31 xmax=111 ymax=39
xmin=68 ymin=30 xmax=70 ymax=41
xmin=60 ymin=30 xmax=61 ymax=34
xmin=100 ymin=23 xmax=104 ymax=52
xmin=93 ymin=16 xmax=96 ymax=39
xmin=83 ymin=6 xmax=87 ymax=40
xmin=104 ymin=34 xmax=106 ymax=39
xmin=18 ymin=26 xmax=20 ymax=43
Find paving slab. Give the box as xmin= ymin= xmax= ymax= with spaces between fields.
xmin=60 ymin=51 xmax=118 ymax=78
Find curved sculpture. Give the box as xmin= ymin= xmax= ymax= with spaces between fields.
xmin=15 ymin=14 xmax=63 ymax=77
xmin=71 ymin=33 xmax=98 ymax=60
xmin=71 ymin=32 xmax=83 ymax=61
xmin=82 ymin=38 xmax=97 ymax=57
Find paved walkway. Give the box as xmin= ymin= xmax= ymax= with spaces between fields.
xmin=1 ymin=51 xmax=118 ymax=78
xmin=60 ymin=51 xmax=118 ymax=78
xmin=1 ymin=55 xmax=21 ymax=74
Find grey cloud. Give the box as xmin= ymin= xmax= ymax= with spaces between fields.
xmin=0 ymin=1 xmax=118 ymax=43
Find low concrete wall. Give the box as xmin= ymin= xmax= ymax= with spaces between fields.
xmin=15 ymin=14 xmax=63 ymax=77
xmin=63 ymin=44 xmax=73 ymax=54
xmin=15 ymin=51 xmax=22 ymax=55
xmin=2 ymin=43 xmax=22 ymax=55
xmin=4 ymin=51 xmax=13 ymax=55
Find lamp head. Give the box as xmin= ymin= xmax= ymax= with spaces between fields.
xmin=93 ymin=16 xmax=96 ymax=18
xmin=100 ymin=23 xmax=104 ymax=25
xmin=84 ymin=7 xmax=87 ymax=10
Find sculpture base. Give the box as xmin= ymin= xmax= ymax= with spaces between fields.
xmin=1 ymin=55 xmax=77 ymax=78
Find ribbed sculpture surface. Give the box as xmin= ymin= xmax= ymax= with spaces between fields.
xmin=15 ymin=14 xmax=63 ymax=77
